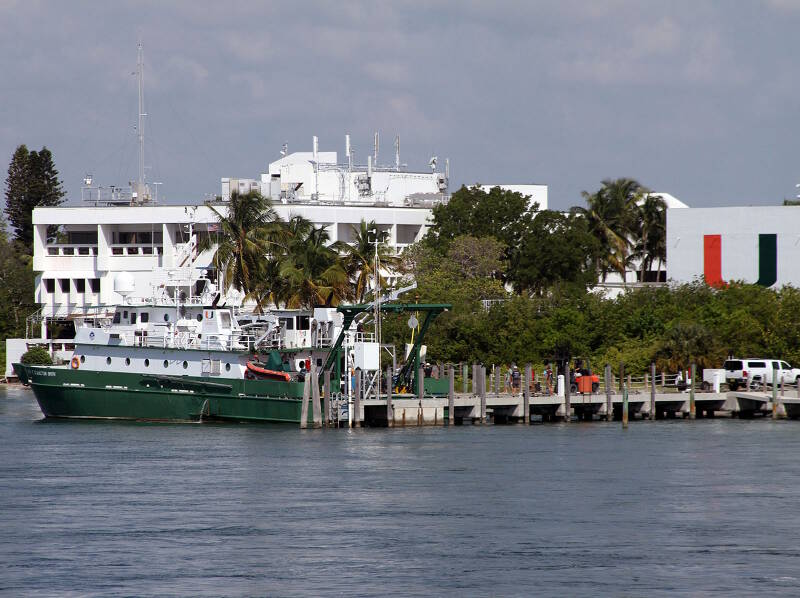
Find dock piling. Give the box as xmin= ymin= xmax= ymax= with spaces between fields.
xmin=300 ymin=374 xmax=310 ymax=429
xmin=480 ymin=365 xmax=487 ymax=424
xmin=605 ymin=364 xmax=612 ymax=422
xmin=354 ymin=369 xmax=362 ymax=428
xmin=472 ymin=363 xmax=478 ymax=395
xmin=622 ymin=380 xmax=629 ymax=429
xmin=523 ymin=364 xmax=531 ymax=424
xmin=418 ymin=366 xmax=424 ymax=426
xmin=563 ymin=362 xmax=571 ymax=423
xmin=463 ymin=363 xmax=468 ymax=394
xmin=386 ymin=366 xmax=394 ymax=428
xmin=312 ymin=368 xmax=322 ymax=428
xmin=689 ymin=363 xmax=696 ymax=419
xmin=448 ymin=365 xmax=455 ymax=425
xmin=323 ymin=370 xmax=331 ymax=427
xmin=650 ymin=363 xmax=656 ymax=421
xmin=773 ymin=365 xmax=780 ymax=420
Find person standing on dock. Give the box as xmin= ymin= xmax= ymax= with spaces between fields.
xmin=511 ymin=364 xmax=521 ymax=395
xmin=544 ymin=363 xmax=554 ymax=395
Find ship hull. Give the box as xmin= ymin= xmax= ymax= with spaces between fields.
xmin=13 ymin=364 xmax=317 ymax=424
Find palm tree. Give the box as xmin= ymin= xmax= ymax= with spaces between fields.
xmin=198 ymin=190 xmax=281 ymax=295
xmin=340 ymin=220 xmax=400 ymax=303
xmin=577 ymin=178 xmax=647 ymax=284
xmin=632 ymin=194 xmax=666 ymax=282
xmin=275 ymin=216 xmax=351 ymax=308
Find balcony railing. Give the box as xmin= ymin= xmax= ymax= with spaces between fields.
xmin=46 ymin=244 xmax=98 ymax=256
xmin=110 ymin=244 xmax=164 ymax=256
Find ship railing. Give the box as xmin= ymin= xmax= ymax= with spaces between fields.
xmin=349 ymin=331 xmax=376 ymax=343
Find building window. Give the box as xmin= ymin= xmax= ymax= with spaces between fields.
xmin=89 ymin=279 xmax=100 ymax=293
xmin=44 ymin=279 xmax=55 ymax=293
xmin=74 ymin=279 xmax=86 ymax=293
xmin=58 ymin=279 xmax=70 ymax=293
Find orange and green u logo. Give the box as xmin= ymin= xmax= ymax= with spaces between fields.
xmin=703 ymin=234 xmax=776 ymax=287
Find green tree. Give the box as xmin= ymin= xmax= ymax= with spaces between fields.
xmin=426 ymin=185 xmax=537 ymax=260
xmin=274 ymin=216 xmax=350 ymax=308
xmin=577 ymin=178 xmax=647 ymax=283
xmin=340 ymin=220 xmax=400 ymax=303
xmin=511 ymin=211 xmax=600 ymax=295
xmin=631 ymin=194 xmax=666 ymax=281
xmin=4 ymin=145 xmax=66 ymax=251
xmin=199 ymin=190 xmax=281 ymax=295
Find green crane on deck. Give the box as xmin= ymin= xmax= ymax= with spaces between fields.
xmin=323 ymin=303 xmax=451 ymax=396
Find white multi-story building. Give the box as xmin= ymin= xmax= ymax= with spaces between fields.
xmin=5 ymin=136 xmax=550 ymax=378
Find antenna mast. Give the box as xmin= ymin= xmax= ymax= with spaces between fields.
xmin=137 ymin=42 xmax=145 ymax=189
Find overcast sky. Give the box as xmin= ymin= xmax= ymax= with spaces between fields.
xmin=2 ymin=1 xmax=800 ymax=210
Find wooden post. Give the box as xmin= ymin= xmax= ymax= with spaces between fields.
xmin=689 ymin=363 xmax=696 ymax=419
xmin=472 ymin=363 xmax=478 ymax=395
xmin=480 ymin=365 xmax=487 ymax=424
xmin=354 ymin=369 xmax=362 ymax=428
xmin=605 ymin=364 xmax=613 ymax=422
xmin=563 ymin=362 xmax=571 ymax=423
xmin=495 ymin=365 xmax=501 ymax=395
xmin=619 ymin=363 xmax=625 ymax=392
xmin=661 ymin=371 xmax=665 ymax=392
xmin=323 ymin=370 xmax=331 ymax=427
xmin=650 ymin=362 xmax=656 ymax=421
xmin=386 ymin=366 xmax=394 ymax=428
xmin=463 ymin=363 xmax=468 ymax=394
xmin=622 ymin=379 xmax=629 ymax=429
xmin=300 ymin=374 xmax=310 ymax=429
xmin=773 ymin=365 xmax=779 ymax=420
xmin=448 ymin=365 xmax=455 ymax=425
xmin=312 ymin=368 xmax=322 ymax=428
xmin=523 ymin=364 xmax=531 ymax=425
xmin=418 ymin=366 xmax=425 ymax=426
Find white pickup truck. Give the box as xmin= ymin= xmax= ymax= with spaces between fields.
xmin=723 ymin=358 xmax=800 ymax=390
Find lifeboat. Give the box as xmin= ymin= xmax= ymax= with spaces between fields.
xmin=245 ymin=361 xmax=291 ymax=382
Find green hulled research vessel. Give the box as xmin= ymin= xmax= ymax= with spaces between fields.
xmin=13 ymin=287 xmax=448 ymax=424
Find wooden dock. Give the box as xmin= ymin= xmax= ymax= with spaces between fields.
xmin=304 ymin=364 xmax=800 ymax=427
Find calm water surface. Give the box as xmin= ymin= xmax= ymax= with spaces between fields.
xmin=2 ymin=385 xmax=800 ymax=597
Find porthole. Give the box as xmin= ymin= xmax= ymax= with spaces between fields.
xmin=144 ymin=359 xmax=150 ymax=367
xmin=125 ymin=358 xmax=131 ymax=366
xmin=106 ymin=357 xmax=111 ymax=365
xmin=225 ymin=363 xmax=231 ymax=372
xmin=163 ymin=313 xmax=169 ymax=322
xmin=80 ymin=355 xmax=86 ymax=363
xmin=196 ymin=313 xmax=203 ymax=322
xmin=183 ymin=361 xmax=188 ymax=369
xmin=163 ymin=360 xmax=169 ymax=368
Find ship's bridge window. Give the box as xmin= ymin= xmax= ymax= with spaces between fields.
xmin=298 ymin=315 xmax=310 ymax=330
xmin=140 ymin=312 xmax=149 ymax=323
xmin=278 ymin=317 xmax=294 ymax=330
xmin=220 ymin=312 xmax=232 ymax=328
xmin=131 ymin=312 xmax=137 ymax=325
xmin=123 ymin=310 xmax=128 ymax=319
xmin=113 ymin=312 xmax=121 ymax=324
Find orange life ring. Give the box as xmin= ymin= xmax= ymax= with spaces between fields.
xmin=71 ymin=356 xmax=80 ymax=369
